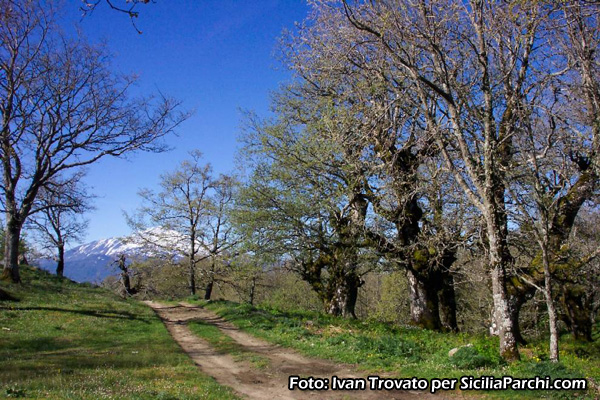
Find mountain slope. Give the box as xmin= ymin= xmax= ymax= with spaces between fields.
xmin=36 ymin=228 xmax=186 ymax=283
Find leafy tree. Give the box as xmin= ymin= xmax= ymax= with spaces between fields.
xmin=278 ymin=6 xmax=475 ymax=331
xmin=0 ymin=0 xmax=186 ymax=283
xmin=236 ymin=110 xmax=378 ymax=318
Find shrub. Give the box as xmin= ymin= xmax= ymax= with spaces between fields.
xmin=519 ymin=361 xmax=583 ymax=380
xmin=5 ymin=386 xmax=26 ymax=398
xmin=450 ymin=346 xmax=494 ymax=369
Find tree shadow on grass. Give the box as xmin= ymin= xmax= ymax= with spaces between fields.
xmin=0 ymin=343 xmax=185 ymax=382
xmin=1 ymin=336 xmax=75 ymax=354
xmin=0 ymin=306 xmax=152 ymax=322
xmin=0 ymin=288 xmax=19 ymax=302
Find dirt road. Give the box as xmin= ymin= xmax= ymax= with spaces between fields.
xmin=146 ymin=301 xmax=445 ymax=399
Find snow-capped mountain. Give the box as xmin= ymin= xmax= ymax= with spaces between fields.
xmin=36 ymin=228 xmax=187 ymax=283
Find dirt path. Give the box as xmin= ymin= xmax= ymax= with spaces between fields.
xmin=146 ymin=301 xmax=446 ymax=400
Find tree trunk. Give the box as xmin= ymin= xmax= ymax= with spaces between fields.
xmin=326 ymin=284 xmax=358 ymax=318
xmin=56 ymin=243 xmax=65 ymax=278
xmin=249 ymin=276 xmax=256 ymax=305
xmin=487 ymin=225 xmax=519 ymax=360
xmin=189 ymin=262 xmax=196 ymax=296
xmin=325 ymin=270 xmax=360 ymax=318
xmin=490 ymin=260 xmax=520 ymax=361
xmin=188 ymin=235 xmax=196 ymax=295
xmin=545 ymin=288 xmax=560 ymax=362
xmin=507 ymin=293 xmax=528 ymax=345
xmin=406 ymin=268 xmax=441 ymax=330
xmin=345 ymin=276 xmax=359 ymax=318
xmin=204 ymin=279 xmax=213 ymax=300
xmin=540 ymin=245 xmax=559 ymax=362
xmin=484 ymin=199 xmax=520 ymax=361
xmin=121 ymin=270 xmax=132 ymax=296
xmin=2 ymin=218 xmax=22 ymax=283
xmin=439 ymin=273 xmax=458 ymax=332
xmin=560 ymin=287 xmax=593 ymax=342
xmin=115 ymin=255 xmax=134 ymax=297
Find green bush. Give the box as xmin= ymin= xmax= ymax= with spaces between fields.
xmin=5 ymin=386 xmax=26 ymax=398
xmin=324 ymin=333 xmax=422 ymax=361
xmin=375 ymin=336 xmax=422 ymax=360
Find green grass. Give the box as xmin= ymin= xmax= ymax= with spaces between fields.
xmin=0 ymin=266 xmax=240 ymax=399
xmin=188 ymin=321 xmax=270 ymax=369
xmin=189 ymin=300 xmax=599 ymax=399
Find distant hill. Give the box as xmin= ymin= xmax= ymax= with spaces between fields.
xmin=35 ymin=228 xmax=186 ymax=283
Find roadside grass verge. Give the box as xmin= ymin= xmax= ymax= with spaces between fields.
xmin=190 ymin=299 xmax=598 ymax=399
xmin=188 ymin=321 xmax=270 ymax=369
xmin=0 ymin=266 xmax=239 ymax=399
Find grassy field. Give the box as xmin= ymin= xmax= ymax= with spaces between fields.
xmin=1 ymin=267 xmax=597 ymax=399
xmin=190 ymin=299 xmax=599 ymax=399
xmin=0 ymin=266 xmax=239 ymax=400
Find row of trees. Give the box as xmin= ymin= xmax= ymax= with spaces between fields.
xmin=4 ymin=0 xmax=598 ymax=366
xmin=232 ymin=0 xmax=599 ymax=363
xmin=0 ymin=0 xmax=185 ymax=282
xmin=0 ymin=2 xmax=238 ymax=301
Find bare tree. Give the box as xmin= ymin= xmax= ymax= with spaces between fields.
xmin=330 ymin=0 xmax=600 ymax=359
xmin=128 ymin=151 xmax=238 ymax=297
xmin=501 ymin=1 xmax=600 ymax=361
xmin=555 ymin=0 xmax=600 ymax=341
xmin=80 ymin=0 xmax=151 ymax=18
xmin=80 ymin=0 xmax=153 ymax=33
xmin=199 ymin=174 xmax=239 ymax=300
xmin=27 ymin=173 xmax=93 ymax=278
xmin=334 ymin=0 xmax=554 ymax=361
xmin=113 ymin=253 xmax=137 ymax=297
xmin=507 ymin=122 xmax=570 ymax=361
xmin=128 ymin=151 xmax=213 ymax=296
xmin=0 ymin=0 xmax=186 ymax=283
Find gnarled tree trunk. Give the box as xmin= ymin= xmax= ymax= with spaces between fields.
xmin=560 ymin=286 xmax=593 ymax=342
xmin=439 ymin=272 xmax=458 ymax=332
xmin=507 ymin=292 xmax=528 ymax=345
xmin=406 ymin=268 xmax=441 ymax=330
xmin=204 ymin=279 xmax=214 ymax=300
xmin=325 ymin=267 xmax=361 ymax=318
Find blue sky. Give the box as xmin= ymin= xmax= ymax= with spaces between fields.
xmin=57 ymin=1 xmax=310 ymax=244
